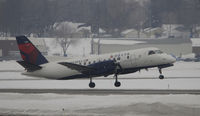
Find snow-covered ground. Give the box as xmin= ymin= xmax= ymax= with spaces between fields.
xmin=93 ymin=39 xmax=146 ymax=45
xmin=0 ymin=93 xmax=200 ymax=116
xmin=0 ymin=61 xmax=200 ymax=89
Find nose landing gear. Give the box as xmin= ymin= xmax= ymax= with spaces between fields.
xmin=158 ymin=68 xmax=164 ymax=79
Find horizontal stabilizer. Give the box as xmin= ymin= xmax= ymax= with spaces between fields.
xmin=58 ymin=62 xmax=95 ymax=73
xmin=17 ymin=60 xmax=42 ymax=72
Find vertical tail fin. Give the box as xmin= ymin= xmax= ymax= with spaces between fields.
xmin=16 ymin=36 xmax=48 ymax=65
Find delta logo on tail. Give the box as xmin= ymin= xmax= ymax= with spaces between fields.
xmin=16 ymin=36 xmax=48 ymax=65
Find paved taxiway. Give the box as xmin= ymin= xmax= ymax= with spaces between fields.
xmin=1 ymin=76 xmax=200 ymax=93
xmin=0 ymin=89 xmax=200 ymax=95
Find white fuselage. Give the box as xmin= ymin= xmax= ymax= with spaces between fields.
xmin=23 ymin=47 xmax=176 ymax=79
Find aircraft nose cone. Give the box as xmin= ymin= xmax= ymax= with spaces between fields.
xmin=168 ymin=55 xmax=176 ymax=63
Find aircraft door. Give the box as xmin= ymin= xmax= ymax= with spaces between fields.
xmin=130 ymin=54 xmax=137 ymax=67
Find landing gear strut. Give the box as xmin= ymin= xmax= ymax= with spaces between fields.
xmin=114 ymin=62 xmax=122 ymax=87
xmin=89 ymin=77 xmax=95 ymax=88
xmin=158 ymin=68 xmax=164 ymax=79
xmin=114 ymin=74 xmax=121 ymax=87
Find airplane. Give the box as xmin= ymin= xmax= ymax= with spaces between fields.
xmin=16 ymin=36 xmax=176 ymax=88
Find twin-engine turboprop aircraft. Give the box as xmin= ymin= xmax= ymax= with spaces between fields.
xmin=16 ymin=36 xmax=176 ymax=88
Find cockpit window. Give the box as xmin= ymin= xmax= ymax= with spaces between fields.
xmin=148 ymin=50 xmax=163 ymax=55
xmin=155 ymin=50 xmax=163 ymax=54
xmin=148 ymin=50 xmax=155 ymax=55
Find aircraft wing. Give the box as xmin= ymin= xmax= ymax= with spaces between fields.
xmin=58 ymin=62 xmax=96 ymax=73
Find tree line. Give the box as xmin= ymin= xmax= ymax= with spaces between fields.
xmin=0 ymin=0 xmax=200 ymax=37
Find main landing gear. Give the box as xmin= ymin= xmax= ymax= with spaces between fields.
xmin=88 ymin=62 xmax=122 ymax=88
xmin=158 ymin=68 xmax=164 ymax=79
xmin=89 ymin=77 xmax=95 ymax=88
xmin=114 ymin=74 xmax=121 ymax=87
xmin=88 ymin=74 xmax=121 ymax=88
xmin=114 ymin=62 xmax=122 ymax=87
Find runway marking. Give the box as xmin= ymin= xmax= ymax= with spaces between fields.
xmin=0 ymin=70 xmax=23 ymax=72
xmin=0 ymin=89 xmax=200 ymax=95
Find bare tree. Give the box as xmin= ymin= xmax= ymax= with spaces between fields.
xmin=126 ymin=1 xmax=149 ymax=38
xmin=53 ymin=22 xmax=77 ymax=56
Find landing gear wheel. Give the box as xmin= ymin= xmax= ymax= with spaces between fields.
xmin=114 ymin=81 xmax=121 ymax=87
xmin=158 ymin=68 xmax=164 ymax=79
xmin=89 ymin=82 xmax=95 ymax=88
xmin=114 ymin=73 xmax=121 ymax=87
xmin=113 ymin=63 xmax=122 ymax=88
xmin=159 ymin=75 xmax=164 ymax=79
xmin=89 ymin=76 xmax=95 ymax=88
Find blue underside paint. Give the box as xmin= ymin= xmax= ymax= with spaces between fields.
xmin=58 ymin=63 xmax=173 ymax=80
xmin=86 ymin=60 xmax=116 ymax=75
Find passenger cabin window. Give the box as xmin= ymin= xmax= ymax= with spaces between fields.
xmin=117 ymin=57 xmax=120 ymax=60
xmin=127 ymin=56 xmax=129 ymax=59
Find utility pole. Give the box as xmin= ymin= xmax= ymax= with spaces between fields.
xmin=97 ymin=39 xmax=100 ymax=55
xmin=91 ymin=36 xmax=94 ymax=55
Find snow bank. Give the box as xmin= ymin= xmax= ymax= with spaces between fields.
xmin=94 ymin=39 xmax=146 ymax=45
xmin=0 ymin=60 xmax=23 ymax=71
xmin=0 ymin=93 xmax=199 ymax=116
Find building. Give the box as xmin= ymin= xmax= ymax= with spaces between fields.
xmin=0 ymin=38 xmax=18 ymax=60
xmin=191 ymin=38 xmax=200 ymax=57
xmin=0 ymin=49 xmax=2 ymax=61
xmin=92 ymin=38 xmax=192 ymax=56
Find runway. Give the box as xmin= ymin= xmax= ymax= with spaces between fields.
xmin=0 ymin=89 xmax=200 ymax=95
